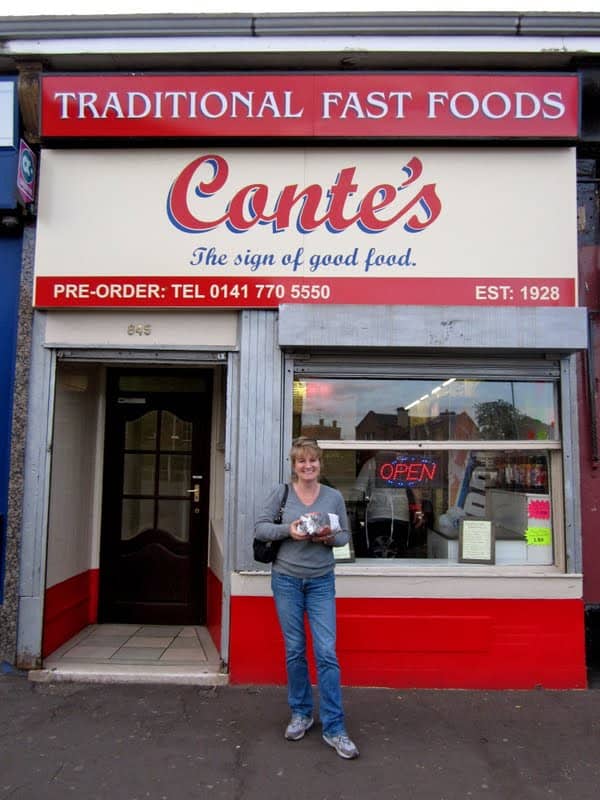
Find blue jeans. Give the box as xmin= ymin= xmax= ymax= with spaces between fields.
xmin=271 ymin=569 xmax=345 ymax=737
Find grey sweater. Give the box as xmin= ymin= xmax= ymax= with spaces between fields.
xmin=254 ymin=483 xmax=350 ymax=578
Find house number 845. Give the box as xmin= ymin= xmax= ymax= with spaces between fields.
xmin=127 ymin=324 xmax=152 ymax=336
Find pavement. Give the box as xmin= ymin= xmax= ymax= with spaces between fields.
xmin=2 ymin=669 xmax=600 ymax=800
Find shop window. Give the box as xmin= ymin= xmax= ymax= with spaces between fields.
xmin=293 ymin=375 xmax=560 ymax=566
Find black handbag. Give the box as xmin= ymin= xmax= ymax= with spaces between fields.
xmin=253 ymin=484 xmax=289 ymax=564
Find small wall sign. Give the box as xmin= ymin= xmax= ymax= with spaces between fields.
xmin=459 ymin=518 xmax=496 ymax=565
xmin=17 ymin=139 xmax=36 ymax=205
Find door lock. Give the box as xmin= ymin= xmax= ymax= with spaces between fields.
xmin=187 ymin=484 xmax=201 ymax=503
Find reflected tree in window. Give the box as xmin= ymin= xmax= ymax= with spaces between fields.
xmin=475 ymin=399 xmax=522 ymax=439
xmin=475 ymin=398 xmax=554 ymax=440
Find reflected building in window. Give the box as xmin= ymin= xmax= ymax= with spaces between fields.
xmin=301 ymin=418 xmax=342 ymax=440
xmin=356 ymin=408 xmax=409 ymax=440
xmin=411 ymin=410 xmax=478 ymax=441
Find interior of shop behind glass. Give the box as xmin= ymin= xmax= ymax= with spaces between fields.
xmin=293 ymin=376 xmax=556 ymax=563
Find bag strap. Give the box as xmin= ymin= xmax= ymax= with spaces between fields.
xmin=274 ymin=483 xmax=289 ymax=523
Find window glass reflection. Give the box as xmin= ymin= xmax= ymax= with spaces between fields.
xmin=160 ymin=411 xmax=193 ymax=451
xmin=123 ymin=454 xmax=155 ymax=495
xmin=322 ymin=448 xmax=552 ymax=565
xmin=119 ymin=375 xmax=206 ymax=393
xmin=159 ymin=455 xmax=191 ymax=497
xmin=125 ymin=411 xmax=158 ymax=450
xmin=157 ymin=500 xmax=190 ymax=542
xmin=294 ymin=379 xmax=558 ymax=441
xmin=121 ymin=499 xmax=154 ymax=541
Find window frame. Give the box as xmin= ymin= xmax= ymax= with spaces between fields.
xmin=284 ymin=352 xmax=577 ymax=573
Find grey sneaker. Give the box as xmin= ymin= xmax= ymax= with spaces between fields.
xmin=322 ymin=732 xmax=360 ymax=759
xmin=284 ymin=714 xmax=314 ymax=741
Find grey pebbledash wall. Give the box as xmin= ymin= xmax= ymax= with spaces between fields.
xmin=0 ymin=225 xmax=35 ymax=666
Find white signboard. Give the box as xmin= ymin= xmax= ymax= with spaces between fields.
xmin=0 ymin=81 xmax=15 ymax=148
xmin=33 ymin=147 xmax=577 ymax=309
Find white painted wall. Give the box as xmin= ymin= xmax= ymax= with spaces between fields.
xmin=45 ymin=364 xmax=103 ymax=588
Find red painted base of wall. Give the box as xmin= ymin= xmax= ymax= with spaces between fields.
xmin=206 ymin=568 xmax=222 ymax=653
xmin=43 ymin=568 xmax=223 ymax=660
xmin=229 ymin=596 xmax=587 ymax=689
xmin=43 ymin=570 xmax=99 ymax=658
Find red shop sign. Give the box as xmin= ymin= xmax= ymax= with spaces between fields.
xmin=41 ymin=73 xmax=579 ymax=139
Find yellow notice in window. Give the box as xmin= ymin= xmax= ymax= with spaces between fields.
xmin=525 ymin=527 xmax=552 ymax=546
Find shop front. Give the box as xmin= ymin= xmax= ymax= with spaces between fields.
xmin=18 ymin=71 xmax=587 ymax=687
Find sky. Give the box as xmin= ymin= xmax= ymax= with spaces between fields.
xmin=4 ymin=1 xmax=600 ymax=17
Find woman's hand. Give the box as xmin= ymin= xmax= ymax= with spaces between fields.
xmin=289 ymin=520 xmax=310 ymax=541
xmin=311 ymin=526 xmax=336 ymax=546
xmin=289 ymin=520 xmax=335 ymax=545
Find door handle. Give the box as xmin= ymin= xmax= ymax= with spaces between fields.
xmin=187 ymin=484 xmax=201 ymax=503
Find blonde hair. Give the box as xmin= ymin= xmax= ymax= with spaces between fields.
xmin=290 ymin=436 xmax=322 ymax=481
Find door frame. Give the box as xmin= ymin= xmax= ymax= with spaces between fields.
xmin=17 ymin=337 xmax=235 ymax=669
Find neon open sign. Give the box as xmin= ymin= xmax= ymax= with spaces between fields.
xmin=377 ymin=455 xmax=439 ymax=488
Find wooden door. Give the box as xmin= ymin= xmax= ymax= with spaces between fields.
xmin=99 ymin=369 xmax=212 ymax=624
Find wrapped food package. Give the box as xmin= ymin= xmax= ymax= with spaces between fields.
xmin=297 ymin=512 xmax=341 ymax=536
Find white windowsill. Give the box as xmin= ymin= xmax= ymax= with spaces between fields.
xmin=234 ymin=563 xmax=582 ymax=599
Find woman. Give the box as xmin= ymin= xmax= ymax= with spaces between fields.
xmin=254 ymin=436 xmax=359 ymax=760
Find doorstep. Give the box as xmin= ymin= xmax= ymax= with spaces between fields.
xmin=28 ymin=624 xmax=229 ymax=687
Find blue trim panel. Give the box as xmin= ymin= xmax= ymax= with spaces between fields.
xmin=0 ymin=235 xmax=22 ymax=601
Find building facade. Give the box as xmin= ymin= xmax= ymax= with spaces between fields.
xmin=0 ymin=75 xmax=25 ymax=667
xmin=1 ymin=12 xmax=599 ymax=686
xmin=577 ymin=68 xmax=600 ymax=674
